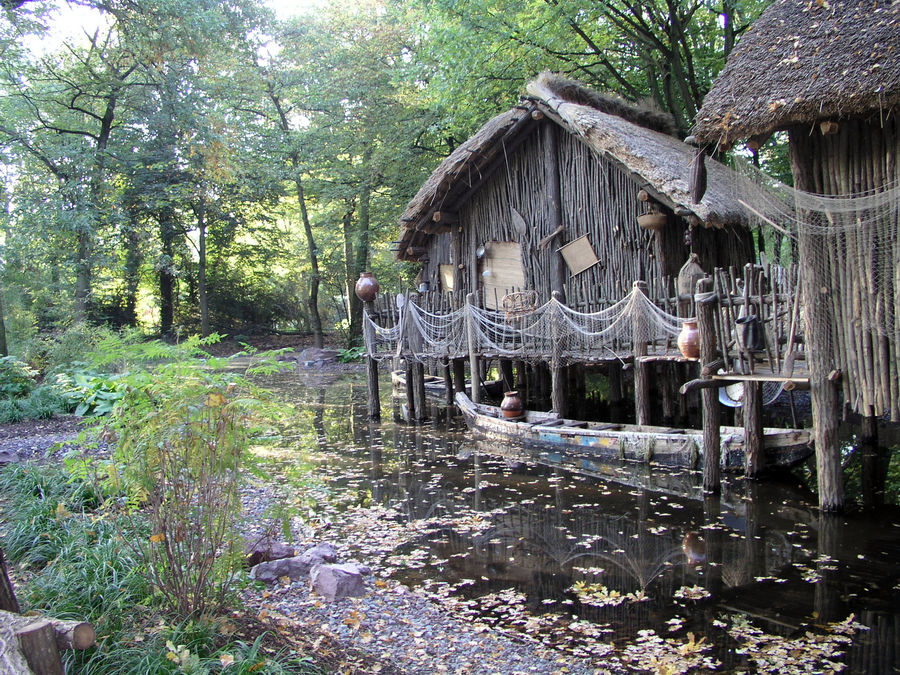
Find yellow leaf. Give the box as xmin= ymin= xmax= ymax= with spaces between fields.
xmin=206 ymin=392 xmax=227 ymax=407
xmin=149 ymin=533 xmax=166 ymax=543
xmin=257 ymin=610 xmax=268 ymax=621
xmin=55 ymin=502 xmax=70 ymax=519
xmin=219 ymin=654 xmax=235 ymax=667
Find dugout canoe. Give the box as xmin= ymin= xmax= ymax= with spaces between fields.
xmin=454 ymin=392 xmax=812 ymax=471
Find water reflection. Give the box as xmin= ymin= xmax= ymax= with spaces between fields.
xmin=262 ymin=370 xmax=900 ymax=672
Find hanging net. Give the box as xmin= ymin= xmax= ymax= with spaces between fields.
xmin=730 ymin=156 xmax=900 ymax=420
xmin=363 ymin=284 xmax=685 ymax=367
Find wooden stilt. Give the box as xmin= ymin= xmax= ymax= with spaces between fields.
xmin=743 ymin=381 xmax=763 ymax=477
xmin=404 ymin=361 xmax=415 ymax=420
xmin=453 ymin=359 xmax=466 ymax=395
xmin=466 ymin=293 xmax=482 ymax=404
xmin=550 ymin=291 xmax=567 ymax=416
xmin=697 ymin=280 xmax=721 ymax=493
xmin=411 ymin=361 xmax=427 ymax=422
xmin=362 ymin=301 xmax=381 ymax=421
xmin=608 ymin=362 xmax=624 ymax=422
xmin=515 ymin=361 xmax=528 ymax=406
xmin=661 ymin=362 xmax=675 ymax=425
xmin=632 ymin=281 xmax=650 ymax=426
xmin=500 ymin=359 xmax=515 ymax=392
xmin=443 ymin=360 xmax=454 ymax=407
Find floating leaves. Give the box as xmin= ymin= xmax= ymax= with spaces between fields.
xmin=672 ymin=585 xmax=711 ymax=601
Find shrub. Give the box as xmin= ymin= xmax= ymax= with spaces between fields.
xmin=0 ymin=355 xmax=38 ymax=398
xmin=0 ymin=384 xmax=71 ymax=424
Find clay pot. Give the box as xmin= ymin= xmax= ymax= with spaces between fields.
xmin=637 ymin=213 xmax=667 ymax=231
xmin=677 ymin=319 xmax=700 ymax=359
xmin=500 ymin=391 xmax=524 ymax=418
xmin=354 ymin=272 xmax=379 ymax=303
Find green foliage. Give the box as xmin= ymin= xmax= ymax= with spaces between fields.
xmin=0 ymin=355 xmax=38 ymax=397
xmin=336 ymin=346 xmax=364 ymax=363
xmin=0 ymin=384 xmax=72 ymax=424
xmin=0 ymin=464 xmax=319 ymax=675
xmin=54 ymin=370 xmax=128 ymax=417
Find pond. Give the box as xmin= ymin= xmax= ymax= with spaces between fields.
xmin=253 ymin=368 xmax=900 ymax=673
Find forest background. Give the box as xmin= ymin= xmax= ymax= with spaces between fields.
xmin=0 ymin=0 xmax=777 ymax=352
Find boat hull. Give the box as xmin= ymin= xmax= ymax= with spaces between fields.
xmin=454 ymin=392 xmax=812 ymax=471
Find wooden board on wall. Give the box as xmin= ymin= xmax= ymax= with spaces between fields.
xmin=439 ymin=264 xmax=455 ymax=292
xmin=480 ymin=241 xmax=526 ymax=309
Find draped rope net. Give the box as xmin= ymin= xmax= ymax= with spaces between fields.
xmin=730 ymin=156 xmax=900 ymax=420
xmin=364 ymin=283 xmax=682 ymax=367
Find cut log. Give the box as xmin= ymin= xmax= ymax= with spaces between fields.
xmin=0 ymin=610 xmax=96 ymax=651
xmin=16 ymin=619 xmax=64 ymax=675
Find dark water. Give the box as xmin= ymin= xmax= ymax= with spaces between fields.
xmin=260 ymin=370 xmax=900 ymax=673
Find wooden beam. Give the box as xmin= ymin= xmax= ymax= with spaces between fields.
xmin=697 ymin=279 xmax=721 ymax=494
xmin=432 ymin=210 xmax=458 ymax=224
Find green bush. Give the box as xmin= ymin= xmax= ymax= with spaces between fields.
xmin=0 ymin=355 xmax=38 ymax=398
xmin=53 ymin=370 xmax=127 ymax=417
xmin=0 ymin=384 xmax=71 ymax=424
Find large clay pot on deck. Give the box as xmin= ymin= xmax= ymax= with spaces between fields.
xmin=500 ymin=391 xmax=524 ymax=418
xmin=677 ymin=319 xmax=700 ymax=359
xmin=354 ymin=272 xmax=379 ymax=303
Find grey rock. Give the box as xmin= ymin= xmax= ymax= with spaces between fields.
xmin=249 ymin=542 xmax=338 ymax=583
xmin=309 ymin=562 xmax=371 ymax=601
xmin=244 ymin=537 xmax=295 ymax=568
xmin=0 ymin=450 xmax=19 ymax=464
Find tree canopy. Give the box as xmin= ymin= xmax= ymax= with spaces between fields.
xmin=0 ymin=0 xmax=771 ymax=349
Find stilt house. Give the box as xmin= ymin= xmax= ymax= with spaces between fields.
xmin=395 ymin=74 xmax=756 ymax=308
xmin=692 ymin=0 xmax=900 ymax=510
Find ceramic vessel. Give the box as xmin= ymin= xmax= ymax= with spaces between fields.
xmin=677 ymin=319 xmax=700 ymax=359
xmin=500 ymin=391 xmax=524 ymax=418
xmin=354 ymin=272 xmax=379 ymax=303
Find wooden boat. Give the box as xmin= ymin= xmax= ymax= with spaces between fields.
xmin=391 ymin=370 xmax=504 ymax=399
xmin=455 ymin=392 xmax=813 ymax=471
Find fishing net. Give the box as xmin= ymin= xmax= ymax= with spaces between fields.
xmin=731 ymin=156 xmax=900 ymax=419
xmin=363 ymin=283 xmax=684 ymax=366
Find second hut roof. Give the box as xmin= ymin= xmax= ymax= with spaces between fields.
xmin=693 ymin=0 xmax=900 ymax=147
xmin=397 ymin=73 xmax=751 ymax=261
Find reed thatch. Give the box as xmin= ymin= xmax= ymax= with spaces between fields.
xmin=396 ymin=74 xmax=749 ymax=260
xmin=693 ymin=0 xmax=900 ymax=147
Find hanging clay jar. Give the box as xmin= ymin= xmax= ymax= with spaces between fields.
xmin=354 ymin=272 xmax=379 ymax=303
xmin=500 ymin=391 xmax=524 ymax=418
xmin=677 ymin=319 xmax=700 ymax=359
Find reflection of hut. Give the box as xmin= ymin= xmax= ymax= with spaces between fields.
xmin=692 ymin=0 xmax=900 ymax=511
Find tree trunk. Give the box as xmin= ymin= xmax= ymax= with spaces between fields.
xmin=0 ymin=290 xmax=8 ymax=357
xmin=196 ymin=199 xmax=209 ymax=337
xmin=159 ymin=208 xmax=177 ymax=338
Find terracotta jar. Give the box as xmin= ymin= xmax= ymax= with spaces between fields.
xmin=677 ymin=319 xmax=700 ymax=359
xmin=354 ymin=272 xmax=379 ymax=303
xmin=500 ymin=391 xmax=524 ymax=418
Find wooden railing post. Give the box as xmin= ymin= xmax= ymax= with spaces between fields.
xmin=466 ymin=293 xmax=482 ymax=403
xmin=362 ymin=303 xmax=381 ymax=421
xmin=632 ymin=281 xmax=650 ymax=426
xmin=550 ymin=291 xmax=568 ymax=416
xmin=697 ymin=278 xmax=722 ymax=493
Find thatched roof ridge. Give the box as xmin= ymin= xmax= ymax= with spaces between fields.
xmin=526 ymin=77 xmax=748 ymax=228
xmin=532 ymin=72 xmax=678 ymax=136
xmin=396 ymin=76 xmax=750 ymax=260
xmin=693 ymin=0 xmax=900 ymax=146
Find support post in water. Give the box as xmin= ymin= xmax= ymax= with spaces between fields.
xmin=743 ymin=381 xmax=763 ymax=477
xmin=697 ymin=278 xmax=721 ymax=493
xmin=355 ymin=273 xmax=381 ymax=421
xmin=550 ymin=291 xmax=568 ymax=417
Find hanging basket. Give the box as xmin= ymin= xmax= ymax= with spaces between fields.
xmin=637 ymin=213 xmax=667 ymax=231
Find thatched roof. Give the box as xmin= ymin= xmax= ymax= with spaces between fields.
xmin=693 ymin=0 xmax=900 ymax=147
xmin=396 ymin=74 xmax=750 ymax=261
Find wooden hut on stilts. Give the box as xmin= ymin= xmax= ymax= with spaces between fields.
xmin=692 ymin=0 xmax=900 ymax=511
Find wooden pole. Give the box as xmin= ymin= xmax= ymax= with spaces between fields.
xmin=0 ymin=547 xmax=20 ymax=613
xmin=550 ymin=291 xmax=568 ymax=416
xmin=404 ymin=360 xmax=415 ymax=419
xmin=363 ymin=301 xmax=381 ymax=421
xmin=466 ymin=293 xmax=482 ymax=404
xmin=452 ymin=359 xmax=466 ymax=395
xmin=632 ymin=281 xmax=651 ymax=426
xmin=443 ymin=360 xmax=454 ymax=407
xmin=544 ymin=122 xmax=567 ymax=300
xmin=743 ymin=381 xmax=763 ymax=477
xmin=411 ymin=361 xmax=427 ymax=422
xmin=697 ymin=279 xmax=721 ymax=493
xmin=499 ymin=359 xmax=515 ymax=393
